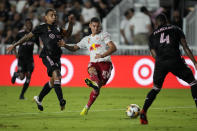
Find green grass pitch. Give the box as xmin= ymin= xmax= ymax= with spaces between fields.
xmin=0 ymin=86 xmax=196 ymax=131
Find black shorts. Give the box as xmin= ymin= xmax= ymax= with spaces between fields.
xmin=18 ymin=57 xmax=34 ymax=73
xmin=153 ymin=58 xmax=195 ymax=88
xmin=42 ymin=56 xmax=61 ymax=77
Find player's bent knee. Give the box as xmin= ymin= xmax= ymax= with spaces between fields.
xmin=88 ymin=67 xmax=97 ymax=75
xmin=52 ymin=70 xmax=61 ymax=79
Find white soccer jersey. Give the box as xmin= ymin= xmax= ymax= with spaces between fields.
xmin=77 ymin=31 xmax=112 ymax=62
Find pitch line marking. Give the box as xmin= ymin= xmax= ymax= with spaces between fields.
xmin=0 ymin=106 xmax=195 ymax=117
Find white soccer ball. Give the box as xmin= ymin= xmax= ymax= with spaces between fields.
xmin=126 ymin=104 xmax=140 ymax=118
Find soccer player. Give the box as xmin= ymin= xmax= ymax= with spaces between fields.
xmin=58 ymin=17 xmax=117 ymax=115
xmin=140 ymin=14 xmax=197 ymax=124
xmin=7 ymin=9 xmax=74 ymax=111
xmin=11 ymin=18 xmax=39 ymax=100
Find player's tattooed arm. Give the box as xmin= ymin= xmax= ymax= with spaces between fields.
xmin=7 ymin=32 xmax=34 ymax=53
xmin=150 ymin=49 xmax=156 ymax=59
xmin=181 ymin=38 xmax=197 ymax=69
xmin=62 ymin=14 xmax=74 ymax=38
xmin=95 ymin=41 xmax=117 ymax=59
xmin=58 ymin=40 xmax=79 ymax=52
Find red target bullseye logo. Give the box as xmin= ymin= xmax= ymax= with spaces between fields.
xmin=10 ymin=59 xmax=26 ymax=84
xmin=176 ymin=59 xmax=197 ymax=86
xmin=138 ymin=65 xmax=152 ymax=79
xmin=61 ymin=64 xmax=68 ymax=78
xmin=133 ymin=58 xmax=154 ymax=86
xmin=60 ymin=58 xmax=74 ymax=84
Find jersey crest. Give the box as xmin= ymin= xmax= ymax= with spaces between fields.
xmin=89 ymin=43 xmax=101 ymax=51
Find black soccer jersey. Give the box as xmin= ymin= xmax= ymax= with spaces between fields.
xmin=16 ymin=30 xmax=39 ymax=60
xmin=32 ymin=24 xmax=63 ymax=59
xmin=149 ymin=24 xmax=185 ymax=61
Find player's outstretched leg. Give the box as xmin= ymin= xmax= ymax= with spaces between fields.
xmin=11 ymin=72 xmax=19 ymax=84
xmin=34 ymin=82 xmax=52 ymax=111
xmin=80 ymin=90 xmax=100 ymax=116
xmin=140 ymin=87 xmax=160 ymax=124
xmin=81 ymin=67 xmax=101 ymax=115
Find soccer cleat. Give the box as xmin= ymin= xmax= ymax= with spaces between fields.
xmin=11 ymin=72 xmax=17 ymax=84
xmin=19 ymin=95 xmax=25 ymax=100
xmin=140 ymin=110 xmax=148 ymax=124
xmin=80 ymin=107 xmax=89 ymax=116
xmin=85 ymin=78 xmax=99 ymax=90
xmin=60 ymin=99 xmax=66 ymax=111
xmin=33 ymin=96 xmax=43 ymax=111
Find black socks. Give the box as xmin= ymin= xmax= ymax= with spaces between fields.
xmin=143 ymin=89 xmax=160 ymax=112
xmin=38 ymin=82 xmax=52 ymax=102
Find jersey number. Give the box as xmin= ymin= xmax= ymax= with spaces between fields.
xmin=160 ymin=33 xmax=170 ymax=44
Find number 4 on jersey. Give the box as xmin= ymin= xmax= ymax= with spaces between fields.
xmin=160 ymin=33 xmax=170 ymax=44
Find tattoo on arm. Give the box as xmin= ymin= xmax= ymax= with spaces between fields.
xmin=64 ymin=44 xmax=79 ymax=52
xmin=14 ymin=32 xmax=34 ymax=47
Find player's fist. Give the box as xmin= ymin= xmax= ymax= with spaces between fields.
xmin=58 ymin=40 xmax=66 ymax=47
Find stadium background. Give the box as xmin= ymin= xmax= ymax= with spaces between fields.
xmin=0 ymin=0 xmax=197 ymax=88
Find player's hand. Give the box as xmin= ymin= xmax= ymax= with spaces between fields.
xmin=6 ymin=45 xmax=15 ymax=54
xmin=68 ymin=14 xmax=74 ymax=24
xmin=58 ymin=40 xmax=66 ymax=47
xmin=95 ymin=54 xmax=103 ymax=59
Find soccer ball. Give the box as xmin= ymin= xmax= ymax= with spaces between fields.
xmin=126 ymin=104 xmax=140 ymax=118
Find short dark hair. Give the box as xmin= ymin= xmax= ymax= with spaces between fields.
xmin=90 ymin=17 xmax=100 ymax=23
xmin=45 ymin=8 xmax=55 ymax=15
xmin=124 ymin=10 xmax=130 ymax=16
xmin=156 ymin=13 xmax=167 ymax=26
xmin=140 ymin=6 xmax=148 ymax=13
xmin=130 ymin=8 xmax=135 ymax=13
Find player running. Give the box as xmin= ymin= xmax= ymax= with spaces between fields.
xmin=58 ymin=17 xmax=117 ymax=115
xmin=11 ymin=18 xmax=40 ymax=100
xmin=140 ymin=14 xmax=197 ymax=124
xmin=7 ymin=9 xmax=74 ymax=111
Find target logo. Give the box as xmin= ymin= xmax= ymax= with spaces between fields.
xmin=10 ymin=59 xmax=26 ymax=84
xmin=176 ymin=59 xmax=197 ymax=86
xmin=133 ymin=58 xmax=154 ymax=86
xmin=60 ymin=58 xmax=74 ymax=84
xmin=106 ymin=64 xmax=115 ymax=85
